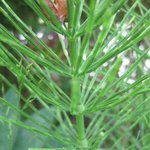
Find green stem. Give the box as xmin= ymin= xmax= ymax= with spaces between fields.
xmin=76 ymin=114 xmax=88 ymax=148
xmin=69 ymin=38 xmax=78 ymax=72
xmin=71 ymin=77 xmax=88 ymax=148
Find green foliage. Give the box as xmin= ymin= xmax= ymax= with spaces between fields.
xmin=0 ymin=0 xmax=150 ymax=149
xmin=0 ymin=88 xmax=19 ymax=150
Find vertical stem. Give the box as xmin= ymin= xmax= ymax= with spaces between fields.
xmin=71 ymin=77 xmax=88 ymax=148
xmin=69 ymin=38 xmax=78 ymax=72
xmin=76 ymin=114 xmax=87 ymax=148
xmin=70 ymin=1 xmax=86 ymax=147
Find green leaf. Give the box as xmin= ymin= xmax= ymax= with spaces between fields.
xmin=0 ymin=88 xmax=20 ymax=150
xmin=13 ymin=108 xmax=59 ymax=150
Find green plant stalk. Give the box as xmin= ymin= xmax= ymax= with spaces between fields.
xmin=71 ymin=77 xmax=87 ymax=148
xmin=76 ymin=114 xmax=87 ymax=148
xmin=69 ymin=38 xmax=78 ymax=72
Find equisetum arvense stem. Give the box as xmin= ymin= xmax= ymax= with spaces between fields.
xmin=71 ymin=76 xmax=88 ymax=148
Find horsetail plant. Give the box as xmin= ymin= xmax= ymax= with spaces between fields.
xmin=0 ymin=0 xmax=150 ymax=149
